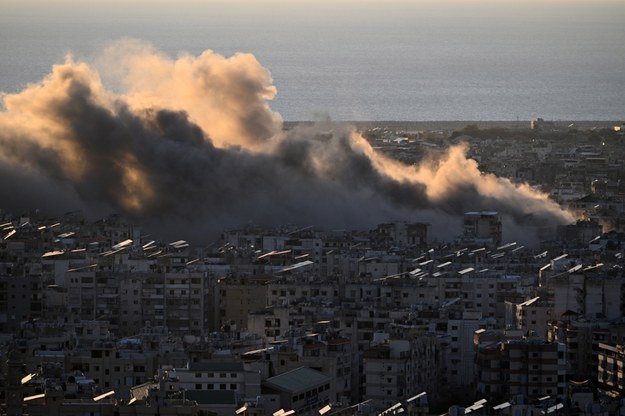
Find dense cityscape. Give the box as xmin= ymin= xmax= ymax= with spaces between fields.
xmin=1 ymin=121 xmax=624 ymax=415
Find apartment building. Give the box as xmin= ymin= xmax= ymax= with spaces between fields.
xmin=597 ymin=343 xmax=625 ymax=398
xmin=362 ymin=335 xmax=440 ymax=411
xmin=462 ymin=211 xmax=502 ymax=247
xmin=174 ymin=361 xmax=261 ymax=399
xmin=475 ymin=331 xmax=567 ymax=401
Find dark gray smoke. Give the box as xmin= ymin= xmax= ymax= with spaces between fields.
xmin=0 ymin=41 xmax=573 ymax=244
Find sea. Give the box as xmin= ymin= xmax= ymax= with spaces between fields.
xmin=1 ymin=1 xmax=624 ymax=122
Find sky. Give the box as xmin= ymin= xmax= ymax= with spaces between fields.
xmin=3 ymin=0 xmax=624 ymax=121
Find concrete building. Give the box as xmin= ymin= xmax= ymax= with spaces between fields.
xmin=218 ymin=275 xmax=269 ymax=331
xmin=370 ymin=222 xmax=430 ymax=249
xmin=462 ymin=212 xmax=502 ymax=247
xmin=174 ymin=361 xmax=261 ymax=402
xmin=362 ymin=335 xmax=440 ymax=411
xmin=548 ymin=319 xmax=611 ymax=382
xmin=475 ymin=331 xmax=567 ymax=401
xmin=447 ymin=311 xmax=489 ymax=387
xmin=545 ymin=265 xmax=624 ymax=321
xmin=597 ymin=343 xmax=625 ymax=398
xmin=507 ymin=296 xmax=552 ymax=339
xmin=263 ymin=366 xmax=333 ymax=415
xmin=0 ymin=275 xmax=43 ymax=333
xmin=65 ymin=341 xmax=160 ymax=392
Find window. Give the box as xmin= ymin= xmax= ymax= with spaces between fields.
xmin=230 ymin=384 xmax=237 ymax=390
xmin=220 ymin=384 xmax=226 ymax=390
xmin=230 ymin=373 xmax=237 ymax=378
xmin=196 ymin=383 xmax=202 ymax=389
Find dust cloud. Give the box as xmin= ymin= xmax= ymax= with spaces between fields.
xmin=0 ymin=40 xmax=573 ymax=244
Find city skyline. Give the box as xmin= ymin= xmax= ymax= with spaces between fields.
xmin=1 ymin=2 xmax=625 ymax=414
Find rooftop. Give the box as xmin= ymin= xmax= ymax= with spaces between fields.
xmin=187 ymin=362 xmax=245 ymax=372
xmin=264 ymin=366 xmax=331 ymax=394
xmin=185 ymin=390 xmax=236 ymax=405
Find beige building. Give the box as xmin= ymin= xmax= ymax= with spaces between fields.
xmin=597 ymin=343 xmax=625 ymax=398
xmin=462 ymin=211 xmax=502 ymax=247
xmin=218 ymin=275 xmax=269 ymax=331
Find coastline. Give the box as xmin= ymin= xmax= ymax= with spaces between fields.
xmin=284 ymin=120 xmax=621 ymax=132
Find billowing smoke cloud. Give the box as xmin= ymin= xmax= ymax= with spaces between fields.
xmin=96 ymin=39 xmax=282 ymax=148
xmin=0 ymin=40 xmax=573 ymax=245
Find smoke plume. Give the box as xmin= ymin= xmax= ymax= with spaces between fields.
xmin=0 ymin=40 xmax=573 ymax=245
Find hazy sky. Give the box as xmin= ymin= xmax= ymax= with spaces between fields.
xmin=2 ymin=0 xmax=624 ymax=120
xmin=4 ymin=0 xmax=624 ymax=18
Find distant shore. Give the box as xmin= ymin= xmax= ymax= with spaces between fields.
xmin=284 ymin=120 xmax=621 ymax=132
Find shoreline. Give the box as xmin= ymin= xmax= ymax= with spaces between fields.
xmin=284 ymin=120 xmax=621 ymax=131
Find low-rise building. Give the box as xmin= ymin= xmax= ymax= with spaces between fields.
xmin=263 ymin=366 xmax=333 ymax=415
